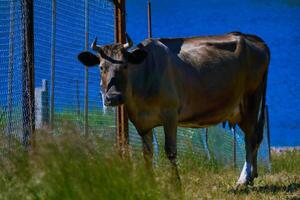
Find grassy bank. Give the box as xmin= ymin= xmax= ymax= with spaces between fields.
xmin=0 ymin=131 xmax=299 ymax=200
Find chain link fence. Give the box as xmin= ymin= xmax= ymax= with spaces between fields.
xmin=0 ymin=1 xmax=25 ymax=141
xmin=34 ymin=0 xmax=115 ymax=140
xmin=129 ymin=121 xmax=271 ymax=169
xmin=0 ymin=0 xmax=116 ymax=143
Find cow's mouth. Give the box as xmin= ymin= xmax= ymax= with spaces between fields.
xmin=104 ymin=94 xmax=124 ymax=106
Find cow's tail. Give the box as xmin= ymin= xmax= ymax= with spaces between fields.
xmin=258 ymin=70 xmax=268 ymax=130
xmin=255 ymin=59 xmax=269 ymax=148
xmin=257 ymin=38 xmax=270 ymax=137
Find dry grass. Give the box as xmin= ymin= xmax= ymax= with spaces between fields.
xmin=0 ymin=129 xmax=299 ymax=200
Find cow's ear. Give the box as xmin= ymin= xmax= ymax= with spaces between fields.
xmin=78 ymin=51 xmax=100 ymax=66
xmin=127 ymin=48 xmax=148 ymax=64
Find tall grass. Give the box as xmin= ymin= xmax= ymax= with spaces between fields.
xmin=0 ymin=128 xmax=299 ymax=200
xmin=0 ymin=131 xmax=165 ymax=200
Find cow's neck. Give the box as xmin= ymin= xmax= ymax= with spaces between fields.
xmin=123 ymin=61 xmax=172 ymax=131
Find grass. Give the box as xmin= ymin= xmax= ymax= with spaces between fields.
xmin=0 ymin=129 xmax=299 ymax=200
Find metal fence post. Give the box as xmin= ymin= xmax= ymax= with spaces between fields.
xmin=114 ymin=0 xmax=129 ymax=155
xmin=7 ymin=0 xmax=15 ymax=139
xmin=232 ymin=126 xmax=237 ymax=168
xmin=265 ymin=105 xmax=271 ymax=165
xmin=84 ymin=0 xmax=89 ymax=137
xmin=76 ymin=80 xmax=81 ymax=119
xmin=21 ymin=0 xmax=35 ymax=147
xmin=147 ymin=0 xmax=159 ymax=160
xmin=203 ymin=128 xmax=211 ymax=160
xmin=50 ymin=0 xmax=56 ymax=130
xmin=147 ymin=0 xmax=152 ymax=38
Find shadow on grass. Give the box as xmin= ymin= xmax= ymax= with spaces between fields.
xmin=229 ymin=182 xmax=300 ymax=194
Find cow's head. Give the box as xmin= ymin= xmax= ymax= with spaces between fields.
xmin=77 ymin=34 xmax=147 ymax=106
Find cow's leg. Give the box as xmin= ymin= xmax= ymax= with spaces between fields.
xmin=236 ymin=132 xmax=255 ymax=186
xmin=163 ymin=113 xmax=180 ymax=184
xmin=238 ymin=127 xmax=263 ymax=186
xmin=140 ymin=130 xmax=154 ymax=170
xmin=251 ymin=112 xmax=265 ymax=180
xmin=237 ymin=87 xmax=266 ymax=187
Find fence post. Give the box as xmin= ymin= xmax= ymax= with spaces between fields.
xmin=50 ymin=0 xmax=56 ymax=130
xmin=232 ymin=126 xmax=237 ymax=168
xmin=35 ymin=80 xmax=49 ymax=129
xmin=203 ymin=128 xmax=211 ymax=160
xmin=114 ymin=0 xmax=129 ymax=155
xmin=147 ymin=0 xmax=152 ymax=38
xmin=21 ymin=0 xmax=35 ymax=147
xmin=84 ymin=0 xmax=89 ymax=137
xmin=76 ymin=80 xmax=81 ymax=119
xmin=265 ymin=105 xmax=271 ymax=168
xmin=147 ymin=0 xmax=158 ymax=158
xmin=153 ymin=129 xmax=159 ymax=166
xmin=7 ymin=0 xmax=15 ymax=139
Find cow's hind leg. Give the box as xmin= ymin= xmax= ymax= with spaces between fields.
xmin=237 ymin=87 xmax=266 ymax=188
xmin=251 ymin=111 xmax=265 ymax=179
xmin=237 ymin=120 xmax=264 ymax=186
xmin=236 ymin=126 xmax=262 ymax=187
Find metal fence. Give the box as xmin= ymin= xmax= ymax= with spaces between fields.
xmin=34 ymin=0 xmax=115 ymax=138
xmin=129 ymin=113 xmax=271 ymax=168
xmin=0 ymin=0 xmax=26 ymax=141
xmin=0 ymin=0 xmax=116 ymax=143
xmin=0 ymin=0 xmax=271 ymax=169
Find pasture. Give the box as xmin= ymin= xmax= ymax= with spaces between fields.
xmin=1 ymin=128 xmax=299 ymax=200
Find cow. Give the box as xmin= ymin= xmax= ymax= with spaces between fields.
xmin=78 ymin=31 xmax=270 ymax=187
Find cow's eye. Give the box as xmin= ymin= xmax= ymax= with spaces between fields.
xmin=100 ymin=66 xmax=103 ymax=71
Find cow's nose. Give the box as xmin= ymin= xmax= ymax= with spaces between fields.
xmin=104 ymin=94 xmax=124 ymax=106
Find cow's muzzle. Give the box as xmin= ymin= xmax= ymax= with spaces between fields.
xmin=104 ymin=93 xmax=124 ymax=106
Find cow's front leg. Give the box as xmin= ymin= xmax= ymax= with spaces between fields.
xmin=140 ymin=130 xmax=154 ymax=170
xmin=163 ymin=112 xmax=180 ymax=185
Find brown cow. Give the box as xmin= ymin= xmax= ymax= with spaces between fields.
xmin=78 ymin=32 xmax=270 ymax=187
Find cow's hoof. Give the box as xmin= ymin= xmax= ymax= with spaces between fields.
xmin=235 ymin=178 xmax=254 ymax=190
xmin=235 ymin=182 xmax=247 ymax=190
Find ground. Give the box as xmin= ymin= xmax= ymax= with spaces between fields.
xmin=0 ymin=131 xmax=299 ymax=200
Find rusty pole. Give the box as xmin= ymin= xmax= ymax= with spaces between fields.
xmin=114 ymin=0 xmax=129 ymax=154
xmin=21 ymin=0 xmax=35 ymax=147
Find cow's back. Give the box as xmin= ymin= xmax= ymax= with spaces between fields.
xmin=157 ymin=32 xmax=270 ymax=92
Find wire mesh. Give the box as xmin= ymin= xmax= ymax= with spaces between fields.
xmin=33 ymin=0 xmax=115 ymax=139
xmin=0 ymin=0 xmax=25 ymax=141
xmin=129 ymin=122 xmax=270 ymax=169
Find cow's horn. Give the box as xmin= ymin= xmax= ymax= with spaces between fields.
xmin=123 ymin=33 xmax=133 ymax=49
xmin=91 ymin=37 xmax=102 ymax=52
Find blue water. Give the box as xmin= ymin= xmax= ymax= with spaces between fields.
xmin=126 ymin=0 xmax=300 ymax=147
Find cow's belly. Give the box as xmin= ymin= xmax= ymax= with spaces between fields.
xmin=177 ymin=90 xmax=243 ymax=128
xmin=178 ymin=106 xmax=241 ymax=128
